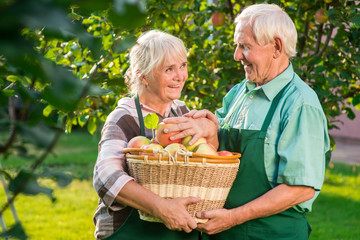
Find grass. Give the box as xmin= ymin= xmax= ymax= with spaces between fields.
xmin=1 ymin=130 xmax=100 ymax=239
xmin=307 ymin=163 xmax=360 ymax=240
xmin=1 ymin=131 xmax=359 ymax=239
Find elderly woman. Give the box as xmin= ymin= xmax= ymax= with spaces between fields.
xmin=92 ymin=30 xmax=218 ymax=240
xmin=164 ymin=3 xmax=330 ymax=240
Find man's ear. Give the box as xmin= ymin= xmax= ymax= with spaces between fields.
xmin=273 ymin=37 xmax=283 ymax=59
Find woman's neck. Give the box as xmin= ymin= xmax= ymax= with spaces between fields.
xmin=138 ymin=93 xmax=172 ymax=116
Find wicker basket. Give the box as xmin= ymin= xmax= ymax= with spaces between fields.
xmin=123 ymin=147 xmax=241 ymax=223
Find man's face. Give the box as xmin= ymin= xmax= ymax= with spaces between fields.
xmin=233 ymin=23 xmax=277 ymax=86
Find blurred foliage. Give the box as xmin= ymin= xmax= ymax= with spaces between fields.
xmin=0 ymin=0 xmax=359 ymax=238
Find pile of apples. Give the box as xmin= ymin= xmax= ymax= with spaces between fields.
xmin=127 ymin=122 xmax=233 ymax=157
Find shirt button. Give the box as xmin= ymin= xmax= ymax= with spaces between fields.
xmin=249 ymin=95 xmax=253 ymax=99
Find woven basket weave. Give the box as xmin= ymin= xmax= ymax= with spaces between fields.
xmin=123 ymin=147 xmax=241 ymax=223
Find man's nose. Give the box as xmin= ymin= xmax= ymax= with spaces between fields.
xmin=234 ymin=46 xmax=243 ymax=61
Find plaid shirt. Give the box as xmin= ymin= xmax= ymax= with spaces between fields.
xmin=93 ymin=97 xmax=189 ymax=239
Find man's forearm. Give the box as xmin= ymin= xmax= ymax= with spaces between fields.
xmin=232 ymin=184 xmax=315 ymax=225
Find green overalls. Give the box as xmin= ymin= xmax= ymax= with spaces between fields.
xmin=203 ymin=83 xmax=310 ymax=240
xmin=104 ymin=96 xmax=199 ymax=240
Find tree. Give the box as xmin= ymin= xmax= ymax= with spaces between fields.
xmin=0 ymin=0 xmax=359 ymax=238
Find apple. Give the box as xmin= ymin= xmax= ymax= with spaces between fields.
xmin=140 ymin=143 xmax=164 ymax=157
xmin=218 ymin=150 xmax=233 ymax=156
xmin=127 ymin=136 xmax=151 ymax=148
xmin=315 ymin=8 xmax=328 ymax=24
xmin=211 ymin=12 xmax=226 ymax=27
xmin=195 ymin=143 xmax=218 ymax=156
xmin=155 ymin=122 xmax=182 ymax=147
xmin=181 ymin=136 xmax=207 ymax=152
xmin=163 ymin=143 xmax=187 ymax=157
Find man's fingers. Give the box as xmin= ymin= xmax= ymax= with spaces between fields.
xmin=184 ymin=110 xmax=198 ymax=118
xmin=191 ymin=110 xmax=210 ymax=119
xmin=196 ymin=210 xmax=211 ymax=219
xmin=163 ymin=116 xmax=187 ymax=124
xmin=188 ymin=133 xmax=201 ymax=145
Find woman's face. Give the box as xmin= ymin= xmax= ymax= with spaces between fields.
xmin=233 ymin=24 xmax=277 ymax=86
xmin=147 ymin=55 xmax=188 ymax=103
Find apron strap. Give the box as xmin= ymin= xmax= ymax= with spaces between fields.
xmin=135 ymin=95 xmax=178 ymax=137
xmin=260 ymin=81 xmax=291 ymax=133
xmin=135 ymin=95 xmax=146 ymax=136
xmin=171 ymin=108 xmax=178 ymax=117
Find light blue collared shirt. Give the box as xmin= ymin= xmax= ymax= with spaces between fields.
xmin=216 ymin=63 xmax=330 ymax=212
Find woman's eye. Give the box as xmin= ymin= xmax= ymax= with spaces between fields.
xmin=165 ymin=68 xmax=172 ymax=72
xmin=181 ymin=63 xmax=187 ymax=68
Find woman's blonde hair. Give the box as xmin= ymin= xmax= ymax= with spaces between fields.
xmin=234 ymin=4 xmax=297 ymax=57
xmin=125 ymin=30 xmax=187 ymax=96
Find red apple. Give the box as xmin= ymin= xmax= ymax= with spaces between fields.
xmin=163 ymin=143 xmax=187 ymax=157
xmin=181 ymin=136 xmax=207 ymax=152
xmin=155 ymin=122 xmax=182 ymax=147
xmin=195 ymin=143 xmax=218 ymax=156
xmin=211 ymin=12 xmax=226 ymax=27
xmin=140 ymin=143 xmax=163 ymax=157
xmin=218 ymin=150 xmax=233 ymax=156
xmin=315 ymin=8 xmax=328 ymax=24
xmin=127 ymin=136 xmax=151 ymax=148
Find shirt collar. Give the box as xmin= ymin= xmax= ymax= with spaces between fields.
xmin=245 ymin=62 xmax=294 ymax=101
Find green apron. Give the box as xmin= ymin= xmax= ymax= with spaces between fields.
xmin=104 ymin=96 xmax=199 ymax=240
xmin=203 ymin=83 xmax=310 ymax=240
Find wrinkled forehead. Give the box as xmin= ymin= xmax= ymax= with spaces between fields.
xmin=234 ymin=21 xmax=249 ymax=43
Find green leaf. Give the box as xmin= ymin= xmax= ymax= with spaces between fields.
xmin=350 ymin=13 xmax=360 ymax=27
xmin=17 ymin=123 xmax=55 ymax=149
xmin=108 ymin=0 xmax=147 ymax=30
xmin=9 ymin=170 xmax=55 ymax=202
xmin=87 ymin=116 xmax=98 ymax=135
xmin=43 ymin=105 xmax=54 ymax=117
xmin=41 ymin=171 xmax=73 ymax=187
xmin=114 ymin=34 xmax=137 ymax=53
xmin=42 ymin=61 xmax=87 ymax=112
xmin=0 ymin=223 xmax=28 ymax=240
xmin=144 ymin=113 xmax=159 ymax=130
xmin=353 ymin=94 xmax=360 ymax=109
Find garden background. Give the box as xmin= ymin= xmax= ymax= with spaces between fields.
xmin=0 ymin=0 xmax=359 ymax=239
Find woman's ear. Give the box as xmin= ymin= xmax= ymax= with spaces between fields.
xmin=273 ymin=37 xmax=283 ymax=59
xmin=137 ymin=71 xmax=149 ymax=87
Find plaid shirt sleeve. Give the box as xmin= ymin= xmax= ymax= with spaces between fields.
xmin=93 ymin=98 xmax=189 ymax=239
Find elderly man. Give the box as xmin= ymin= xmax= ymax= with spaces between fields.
xmin=164 ymin=3 xmax=330 ymax=240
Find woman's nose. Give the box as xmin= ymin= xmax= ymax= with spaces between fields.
xmin=175 ymin=69 xmax=184 ymax=81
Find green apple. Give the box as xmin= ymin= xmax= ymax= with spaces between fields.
xmin=195 ymin=143 xmax=218 ymax=156
xmin=181 ymin=136 xmax=207 ymax=152
xmin=140 ymin=143 xmax=164 ymax=157
xmin=163 ymin=143 xmax=187 ymax=157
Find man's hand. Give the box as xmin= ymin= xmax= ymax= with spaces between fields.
xmin=196 ymin=208 xmax=237 ymax=235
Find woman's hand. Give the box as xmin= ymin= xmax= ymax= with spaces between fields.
xmin=155 ymin=197 xmax=201 ymax=233
xmin=196 ymin=208 xmax=237 ymax=235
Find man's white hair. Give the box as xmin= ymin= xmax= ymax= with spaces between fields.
xmin=234 ymin=4 xmax=297 ymax=57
